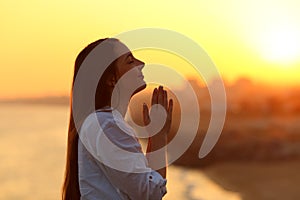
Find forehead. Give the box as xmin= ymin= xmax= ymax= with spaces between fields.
xmin=109 ymin=40 xmax=131 ymax=58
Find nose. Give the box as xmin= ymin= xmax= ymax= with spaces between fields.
xmin=136 ymin=59 xmax=145 ymax=70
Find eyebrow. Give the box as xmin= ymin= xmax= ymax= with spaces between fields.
xmin=125 ymin=52 xmax=133 ymax=60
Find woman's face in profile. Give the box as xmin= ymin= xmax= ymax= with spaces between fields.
xmin=112 ymin=41 xmax=146 ymax=94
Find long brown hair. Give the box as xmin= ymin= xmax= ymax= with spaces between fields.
xmin=62 ymin=38 xmax=118 ymax=200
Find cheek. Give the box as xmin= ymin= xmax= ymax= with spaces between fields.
xmin=116 ymin=65 xmax=132 ymax=80
xmin=117 ymin=65 xmax=138 ymax=79
xmin=125 ymin=69 xmax=138 ymax=81
xmin=117 ymin=68 xmax=142 ymax=88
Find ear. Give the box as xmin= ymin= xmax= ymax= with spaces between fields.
xmin=105 ymin=73 xmax=117 ymax=87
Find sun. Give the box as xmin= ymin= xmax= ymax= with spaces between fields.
xmin=260 ymin=26 xmax=300 ymax=64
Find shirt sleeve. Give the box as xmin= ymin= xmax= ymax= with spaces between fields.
xmin=79 ymin=111 xmax=167 ymax=200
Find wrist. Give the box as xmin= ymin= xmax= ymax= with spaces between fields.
xmin=149 ymin=134 xmax=167 ymax=151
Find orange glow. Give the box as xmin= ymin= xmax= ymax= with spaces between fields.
xmin=1 ymin=0 xmax=300 ymax=99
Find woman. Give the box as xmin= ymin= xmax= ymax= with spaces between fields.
xmin=62 ymin=38 xmax=173 ymax=200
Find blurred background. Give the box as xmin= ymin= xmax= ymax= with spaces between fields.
xmin=1 ymin=0 xmax=300 ymax=199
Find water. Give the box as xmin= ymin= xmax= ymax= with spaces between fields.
xmin=0 ymin=104 xmax=240 ymax=200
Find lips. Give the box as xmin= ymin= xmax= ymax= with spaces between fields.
xmin=139 ymin=74 xmax=144 ymax=79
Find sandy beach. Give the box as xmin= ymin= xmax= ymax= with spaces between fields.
xmin=203 ymin=161 xmax=300 ymax=200
xmin=1 ymin=104 xmax=300 ymax=200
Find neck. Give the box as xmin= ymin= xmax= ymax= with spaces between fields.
xmin=115 ymin=101 xmax=129 ymax=117
xmin=111 ymin=86 xmax=132 ymax=117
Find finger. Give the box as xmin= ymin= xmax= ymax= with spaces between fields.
xmin=158 ymin=86 xmax=164 ymax=105
xmin=163 ymin=90 xmax=168 ymax=109
xmin=164 ymin=99 xmax=173 ymax=133
xmin=151 ymin=88 xmax=158 ymax=106
xmin=143 ymin=103 xmax=150 ymax=125
xmin=167 ymin=99 xmax=173 ymax=122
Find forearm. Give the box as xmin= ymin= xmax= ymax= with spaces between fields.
xmin=146 ymin=136 xmax=167 ymax=178
xmin=143 ymin=86 xmax=173 ymax=179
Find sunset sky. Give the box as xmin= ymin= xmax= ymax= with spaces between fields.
xmin=1 ymin=0 xmax=300 ymax=98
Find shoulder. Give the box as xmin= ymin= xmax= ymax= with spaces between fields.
xmin=80 ymin=110 xmax=142 ymax=153
xmin=79 ymin=110 xmax=147 ymax=173
xmin=80 ymin=110 xmax=115 ymax=134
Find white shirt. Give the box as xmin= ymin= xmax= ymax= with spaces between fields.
xmin=78 ymin=108 xmax=167 ymax=200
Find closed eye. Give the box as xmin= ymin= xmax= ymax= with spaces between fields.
xmin=127 ymin=55 xmax=134 ymax=64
